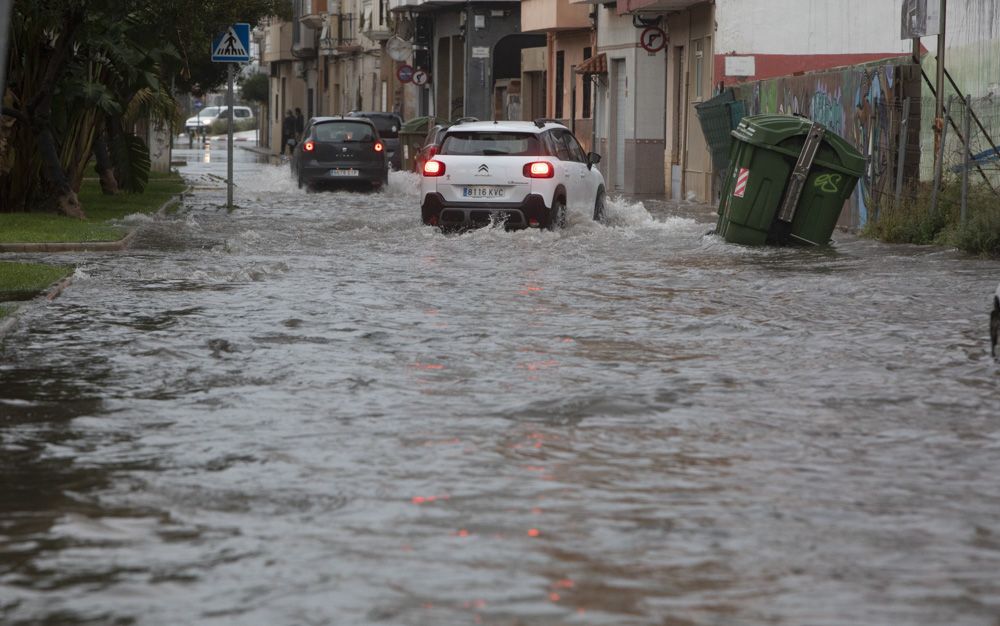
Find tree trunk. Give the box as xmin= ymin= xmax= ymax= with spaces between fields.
xmin=36 ymin=122 xmax=84 ymax=218
xmin=26 ymin=8 xmax=86 ymax=218
xmin=93 ymin=124 xmax=118 ymax=195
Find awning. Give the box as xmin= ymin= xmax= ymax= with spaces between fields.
xmin=575 ymin=53 xmax=607 ymax=75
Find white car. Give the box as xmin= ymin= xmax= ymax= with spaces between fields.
xmin=420 ymin=119 xmax=606 ymax=230
xmin=185 ymin=105 xmax=254 ymax=135
xmin=992 ymin=282 xmax=999 ymax=358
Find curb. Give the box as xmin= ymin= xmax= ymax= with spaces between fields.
xmin=0 ymin=187 xmax=190 ymax=254
xmin=0 ymin=277 xmax=73 ymax=342
xmin=238 ymin=145 xmax=282 ymax=164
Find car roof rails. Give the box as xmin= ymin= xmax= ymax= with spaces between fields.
xmin=454 ymin=116 xmax=479 ymax=124
xmin=532 ymin=118 xmax=562 ymax=128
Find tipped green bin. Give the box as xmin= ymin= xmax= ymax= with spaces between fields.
xmin=716 ymin=114 xmax=865 ymax=246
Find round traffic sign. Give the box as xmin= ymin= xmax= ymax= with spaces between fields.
xmin=397 ymin=64 xmax=414 ymax=83
xmin=639 ymin=26 xmax=667 ymax=53
xmin=412 ymin=69 xmax=429 ymax=86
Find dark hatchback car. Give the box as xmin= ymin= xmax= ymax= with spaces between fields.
xmin=348 ymin=111 xmax=403 ymax=171
xmin=291 ymin=117 xmax=388 ymax=191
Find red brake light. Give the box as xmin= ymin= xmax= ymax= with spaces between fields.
xmin=374 ymin=141 xmax=384 ymax=152
xmin=304 ymin=140 xmax=315 ymax=152
xmin=423 ymin=160 xmax=445 ymax=176
xmin=523 ymin=161 xmax=554 ymax=178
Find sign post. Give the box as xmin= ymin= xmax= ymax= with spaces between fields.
xmin=211 ymin=23 xmax=251 ymax=209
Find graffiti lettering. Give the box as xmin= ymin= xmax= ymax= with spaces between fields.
xmin=814 ymin=173 xmax=842 ymax=193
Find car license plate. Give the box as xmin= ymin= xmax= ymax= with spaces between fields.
xmin=328 ymin=169 xmax=359 ymax=177
xmin=462 ymin=186 xmax=505 ymax=198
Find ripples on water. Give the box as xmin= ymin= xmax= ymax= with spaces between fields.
xmin=2 ymin=158 xmax=999 ymax=625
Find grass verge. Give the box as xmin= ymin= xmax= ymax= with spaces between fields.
xmin=0 ymin=170 xmax=186 ymax=244
xmin=863 ymin=179 xmax=1000 ymax=257
xmin=0 ymin=261 xmax=74 ymax=301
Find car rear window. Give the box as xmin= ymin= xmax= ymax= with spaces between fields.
xmin=440 ymin=132 xmax=543 ymax=156
xmin=314 ymin=122 xmax=375 ymax=142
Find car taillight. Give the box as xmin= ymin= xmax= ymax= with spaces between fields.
xmin=523 ymin=161 xmax=554 ymax=178
xmin=423 ymin=160 xmax=445 ymax=177
xmin=304 ymin=140 xmax=315 ymax=152
xmin=374 ymin=141 xmax=384 ymax=152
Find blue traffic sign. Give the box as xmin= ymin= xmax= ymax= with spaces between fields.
xmin=212 ymin=23 xmax=251 ymax=63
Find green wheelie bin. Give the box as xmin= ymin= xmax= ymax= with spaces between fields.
xmin=715 ymin=114 xmax=865 ymax=246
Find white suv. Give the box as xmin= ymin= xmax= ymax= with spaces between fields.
xmin=185 ymin=105 xmax=254 ymax=135
xmin=420 ymin=120 xmax=606 ymax=229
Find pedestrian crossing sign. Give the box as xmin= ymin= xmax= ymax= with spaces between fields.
xmin=212 ymin=23 xmax=251 ymax=63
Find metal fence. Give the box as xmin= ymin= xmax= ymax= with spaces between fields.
xmin=859 ymin=94 xmax=1000 ymax=224
xmin=920 ymin=95 xmax=1000 ymax=221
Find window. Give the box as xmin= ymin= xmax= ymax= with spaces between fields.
xmin=554 ymin=130 xmax=585 ymax=162
xmin=582 ymin=47 xmax=592 ymax=119
xmin=693 ymin=39 xmax=704 ymax=98
xmin=555 ymin=51 xmax=565 ymax=119
xmin=314 ymin=121 xmax=375 ymax=142
xmin=440 ymin=132 xmax=543 ymax=156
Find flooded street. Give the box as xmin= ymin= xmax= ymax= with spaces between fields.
xmin=2 ymin=143 xmax=1000 ymax=625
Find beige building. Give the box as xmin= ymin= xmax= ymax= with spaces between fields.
xmin=521 ymin=0 xmax=596 ymax=152
xmin=259 ymin=0 xmax=402 ymax=153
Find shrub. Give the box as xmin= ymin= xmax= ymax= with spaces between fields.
xmin=208 ymin=118 xmax=257 ymax=136
xmin=864 ymin=177 xmax=1000 ymax=257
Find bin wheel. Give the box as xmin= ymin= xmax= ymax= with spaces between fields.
xmin=593 ymin=187 xmax=607 ymax=223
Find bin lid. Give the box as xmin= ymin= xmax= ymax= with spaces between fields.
xmin=732 ymin=114 xmax=865 ymax=176
xmin=400 ymin=116 xmax=437 ymax=133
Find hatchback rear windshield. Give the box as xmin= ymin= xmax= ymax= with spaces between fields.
xmin=314 ymin=122 xmax=375 ymax=142
xmin=440 ymin=132 xmax=543 ymax=156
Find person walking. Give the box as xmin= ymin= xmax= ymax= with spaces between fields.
xmin=294 ymin=108 xmax=305 ymax=143
xmin=281 ymin=109 xmax=295 ymax=156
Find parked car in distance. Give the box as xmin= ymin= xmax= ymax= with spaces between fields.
xmin=991 ymin=282 xmax=999 ymax=359
xmin=185 ymin=105 xmax=253 ymax=135
xmin=419 ymin=119 xmax=605 ymax=230
xmin=290 ymin=116 xmax=388 ymax=191
xmin=348 ymin=111 xmax=403 ymax=171
xmin=414 ymin=118 xmax=477 ymax=173
xmin=414 ymin=123 xmax=450 ymax=174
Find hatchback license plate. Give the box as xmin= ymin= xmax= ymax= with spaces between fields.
xmin=328 ymin=169 xmax=359 ymax=177
xmin=462 ymin=186 xmax=505 ymax=198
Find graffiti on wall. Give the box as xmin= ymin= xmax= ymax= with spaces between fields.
xmin=734 ymin=62 xmax=908 ymax=229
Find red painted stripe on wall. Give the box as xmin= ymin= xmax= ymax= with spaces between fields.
xmin=714 ymin=53 xmax=911 ymax=88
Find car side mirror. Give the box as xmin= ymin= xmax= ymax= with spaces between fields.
xmin=587 ymin=152 xmax=602 ymax=170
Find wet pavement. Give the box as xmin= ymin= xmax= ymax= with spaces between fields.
xmin=2 ymin=142 xmax=1000 ymax=625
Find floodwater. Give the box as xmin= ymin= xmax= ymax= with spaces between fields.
xmin=2 ymin=143 xmax=999 ymax=625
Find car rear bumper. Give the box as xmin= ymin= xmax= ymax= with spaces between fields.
xmin=421 ymin=192 xmax=551 ymax=229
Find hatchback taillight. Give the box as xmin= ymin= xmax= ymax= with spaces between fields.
xmin=423 ymin=160 xmax=446 ymax=176
xmin=374 ymin=141 xmax=384 ymax=152
xmin=304 ymin=140 xmax=315 ymax=152
xmin=523 ymin=161 xmax=554 ymax=178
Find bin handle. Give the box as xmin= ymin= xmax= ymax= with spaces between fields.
xmin=778 ymin=123 xmax=825 ymax=223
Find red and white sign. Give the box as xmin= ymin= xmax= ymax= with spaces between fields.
xmin=733 ymin=167 xmax=749 ymax=198
xmin=639 ymin=27 xmax=667 ymax=54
